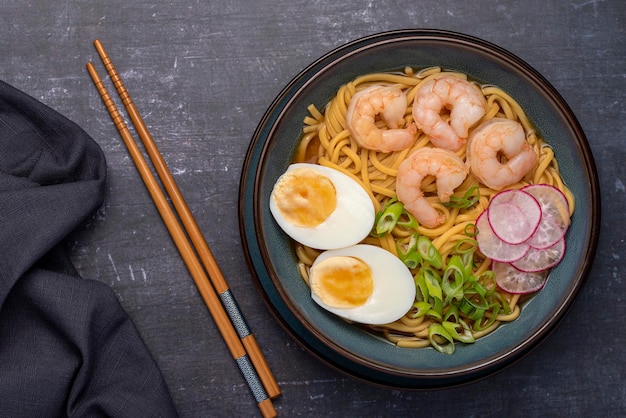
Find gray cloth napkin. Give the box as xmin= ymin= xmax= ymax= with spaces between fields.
xmin=0 ymin=80 xmax=179 ymax=417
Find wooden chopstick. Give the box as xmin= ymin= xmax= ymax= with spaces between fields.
xmin=91 ymin=39 xmax=280 ymax=400
xmin=86 ymin=61 xmax=277 ymax=418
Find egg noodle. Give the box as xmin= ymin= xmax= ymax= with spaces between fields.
xmin=293 ymin=67 xmax=575 ymax=352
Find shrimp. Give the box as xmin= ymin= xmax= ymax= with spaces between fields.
xmin=346 ymin=85 xmax=417 ymax=153
xmin=467 ymin=118 xmax=538 ymax=190
xmin=412 ymin=75 xmax=487 ymax=152
xmin=396 ymin=147 xmax=468 ymax=228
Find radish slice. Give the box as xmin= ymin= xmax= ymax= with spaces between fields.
xmin=526 ymin=213 xmax=568 ymax=249
xmin=522 ymin=184 xmax=570 ymax=226
xmin=476 ymin=211 xmax=529 ymax=262
xmin=480 ymin=185 xmax=571 ymax=295
xmin=511 ymin=237 xmax=566 ymax=272
xmin=522 ymin=184 xmax=570 ymax=249
xmin=492 ymin=261 xmax=549 ymax=294
xmin=487 ymin=189 xmax=541 ymax=244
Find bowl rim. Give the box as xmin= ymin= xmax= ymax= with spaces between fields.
xmin=238 ymin=29 xmax=601 ymax=389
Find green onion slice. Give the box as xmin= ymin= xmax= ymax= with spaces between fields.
xmin=397 ymin=210 xmax=419 ymax=230
xmin=409 ymin=301 xmax=431 ymax=318
xmin=417 ymin=235 xmax=442 ymax=269
xmin=398 ymin=233 xmax=421 ymax=269
xmin=375 ymin=201 xmax=404 ymax=236
xmin=423 ymin=268 xmax=443 ymax=301
xmin=442 ymin=255 xmax=465 ymax=304
xmin=443 ymin=320 xmax=475 ymax=343
xmin=443 ymin=185 xmax=480 ymax=209
xmin=428 ymin=324 xmax=455 ymax=354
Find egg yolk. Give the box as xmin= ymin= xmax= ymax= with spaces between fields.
xmin=272 ymin=167 xmax=337 ymax=227
xmin=310 ymin=256 xmax=373 ymax=309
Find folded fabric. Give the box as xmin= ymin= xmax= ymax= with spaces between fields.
xmin=0 ymin=80 xmax=179 ymax=417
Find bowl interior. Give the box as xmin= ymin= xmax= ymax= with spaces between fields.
xmin=240 ymin=30 xmax=599 ymax=388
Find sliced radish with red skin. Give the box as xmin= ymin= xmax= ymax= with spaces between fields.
xmin=512 ymin=237 xmax=566 ymax=272
xmin=493 ymin=261 xmax=549 ymax=294
xmin=526 ymin=212 xmax=568 ymax=249
xmin=487 ymin=189 xmax=542 ymax=245
xmin=476 ymin=211 xmax=529 ymax=262
xmin=522 ymin=184 xmax=570 ymax=227
xmin=522 ymin=184 xmax=570 ymax=249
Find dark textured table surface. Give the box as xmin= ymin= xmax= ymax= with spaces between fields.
xmin=1 ymin=1 xmax=624 ymax=417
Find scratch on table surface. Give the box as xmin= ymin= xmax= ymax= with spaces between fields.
xmin=120 ymin=69 xmax=145 ymax=83
xmin=159 ymin=73 xmax=177 ymax=84
xmin=278 ymin=378 xmax=339 ymax=387
xmin=570 ymin=0 xmax=604 ymax=16
xmin=129 ymin=265 xmax=136 ymax=281
xmin=108 ymin=253 xmax=121 ymax=281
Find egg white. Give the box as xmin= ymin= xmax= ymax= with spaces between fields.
xmin=309 ymin=244 xmax=416 ymax=325
xmin=269 ymin=163 xmax=375 ymax=250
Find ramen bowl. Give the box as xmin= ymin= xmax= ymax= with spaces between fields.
xmin=238 ymin=29 xmax=600 ymax=388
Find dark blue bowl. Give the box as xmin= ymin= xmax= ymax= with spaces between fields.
xmin=238 ymin=29 xmax=600 ymax=389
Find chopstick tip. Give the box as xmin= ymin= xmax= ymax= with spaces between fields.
xmin=93 ymin=39 xmax=106 ymax=56
xmin=258 ymin=398 xmax=278 ymax=418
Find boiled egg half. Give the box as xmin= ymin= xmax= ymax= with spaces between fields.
xmin=309 ymin=244 xmax=416 ymax=324
xmin=269 ymin=163 xmax=375 ymax=250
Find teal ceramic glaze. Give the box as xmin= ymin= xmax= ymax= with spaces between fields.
xmin=238 ymin=30 xmax=600 ymax=388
